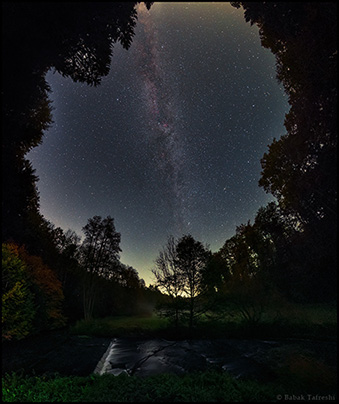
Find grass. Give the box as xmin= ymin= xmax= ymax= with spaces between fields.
xmin=3 ymin=361 xmax=337 ymax=402
xmin=69 ymin=303 xmax=337 ymax=340
xmin=263 ymin=301 xmax=337 ymax=325
xmin=193 ymin=301 xmax=337 ymax=340
xmin=70 ymin=314 xmax=170 ymax=338
xmin=2 ymin=370 xmax=284 ymax=402
xmin=3 ymin=304 xmax=336 ymax=402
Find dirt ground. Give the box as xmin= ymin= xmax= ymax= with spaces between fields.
xmin=2 ymin=328 xmax=112 ymax=377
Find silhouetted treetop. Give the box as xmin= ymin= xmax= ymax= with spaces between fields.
xmin=232 ymin=2 xmax=337 ymax=301
xmin=2 ymin=2 xmax=152 ymax=244
xmin=2 ymin=2 xmax=153 ymax=87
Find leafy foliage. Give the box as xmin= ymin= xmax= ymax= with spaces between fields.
xmin=2 ymin=3 xmax=336 ymax=347
xmin=231 ymin=2 xmax=337 ymax=301
xmin=17 ymin=246 xmax=67 ymax=330
xmin=176 ymin=235 xmax=211 ymax=329
xmin=2 ymin=2 xmax=153 ymax=250
xmin=79 ymin=215 xmax=122 ymax=320
xmin=2 ymin=242 xmax=67 ymax=340
xmin=152 ymin=236 xmax=185 ymax=328
xmin=153 ymin=235 xmax=211 ymax=330
xmin=2 ymin=244 xmax=36 ymax=341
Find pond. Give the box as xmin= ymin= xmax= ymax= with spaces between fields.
xmin=94 ymin=337 xmax=336 ymax=382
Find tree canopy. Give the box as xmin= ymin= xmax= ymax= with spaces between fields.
xmin=231 ymin=2 xmax=337 ymax=301
xmin=80 ymin=215 xmax=121 ymax=320
xmin=2 ymin=2 xmax=152 ymax=247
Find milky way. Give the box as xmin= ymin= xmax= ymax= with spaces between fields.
xmin=27 ymin=3 xmax=289 ymax=284
xmin=135 ymin=4 xmax=190 ymax=234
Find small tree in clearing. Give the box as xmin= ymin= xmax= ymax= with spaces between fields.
xmin=176 ymin=235 xmax=210 ymax=332
xmin=152 ymin=235 xmax=184 ymax=328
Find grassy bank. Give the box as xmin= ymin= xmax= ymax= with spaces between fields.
xmin=69 ymin=303 xmax=337 ymax=340
xmin=3 ymin=363 xmax=337 ymax=403
xmin=70 ymin=314 xmax=170 ymax=338
xmin=0 ymin=370 xmax=287 ymax=402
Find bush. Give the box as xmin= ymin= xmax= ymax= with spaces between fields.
xmin=2 ymin=243 xmax=36 ymax=341
xmin=2 ymin=242 xmax=66 ymax=341
xmin=18 ymin=246 xmax=66 ymax=330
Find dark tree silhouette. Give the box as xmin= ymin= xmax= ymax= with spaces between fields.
xmin=176 ymin=235 xmax=210 ymax=331
xmin=232 ymin=2 xmax=337 ymax=301
xmin=2 ymin=2 xmax=154 ymax=326
xmin=152 ymin=235 xmax=210 ymax=331
xmin=2 ymin=2 xmax=152 ymax=247
xmin=152 ymin=235 xmax=184 ymax=328
xmin=79 ymin=216 xmax=121 ymax=320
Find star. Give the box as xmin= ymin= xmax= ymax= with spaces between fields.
xmin=27 ymin=2 xmax=288 ymax=285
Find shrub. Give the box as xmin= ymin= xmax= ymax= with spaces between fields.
xmin=2 ymin=242 xmax=66 ymax=341
xmin=2 ymin=243 xmax=36 ymax=341
xmin=18 ymin=246 xmax=66 ymax=330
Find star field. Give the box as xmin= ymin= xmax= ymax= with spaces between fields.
xmin=27 ymin=3 xmax=289 ymax=284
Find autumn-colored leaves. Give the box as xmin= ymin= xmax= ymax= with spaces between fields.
xmin=2 ymin=243 xmax=66 ymax=341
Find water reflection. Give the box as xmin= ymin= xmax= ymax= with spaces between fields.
xmin=94 ymin=337 xmax=336 ymax=382
xmin=94 ymin=338 xmax=281 ymax=380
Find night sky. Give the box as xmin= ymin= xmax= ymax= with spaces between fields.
xmin=27 ymin=3 xmax=289 ymax=285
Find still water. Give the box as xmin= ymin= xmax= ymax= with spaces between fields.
xmin=94 ymin=338 xmax=336 ymax=381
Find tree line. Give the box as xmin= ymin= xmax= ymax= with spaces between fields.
xmin=2 ymin=2 xmax=336 ymax=340
xmin=231 ymin=2 xmax=337 ymax=300
xmin=2 ymin=2 xmax=152 ymax=252
xmin=150 ymin=198 xmax=329 ymax=333
xmin=152 ymin=2 xmax=337 ymax=331
xmin=2 ymin=2 xmax=154 ymax=342
xmin=2 ymin=215 xmax=161 ymax=341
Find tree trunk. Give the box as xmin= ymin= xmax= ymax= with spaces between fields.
xmin=83 ymin=274 xmax=96 ymax=320
xmin=189 ymin=296 xmax=194 ymax=333
xmin=174 ymin=306 xmax=179 ymax=329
